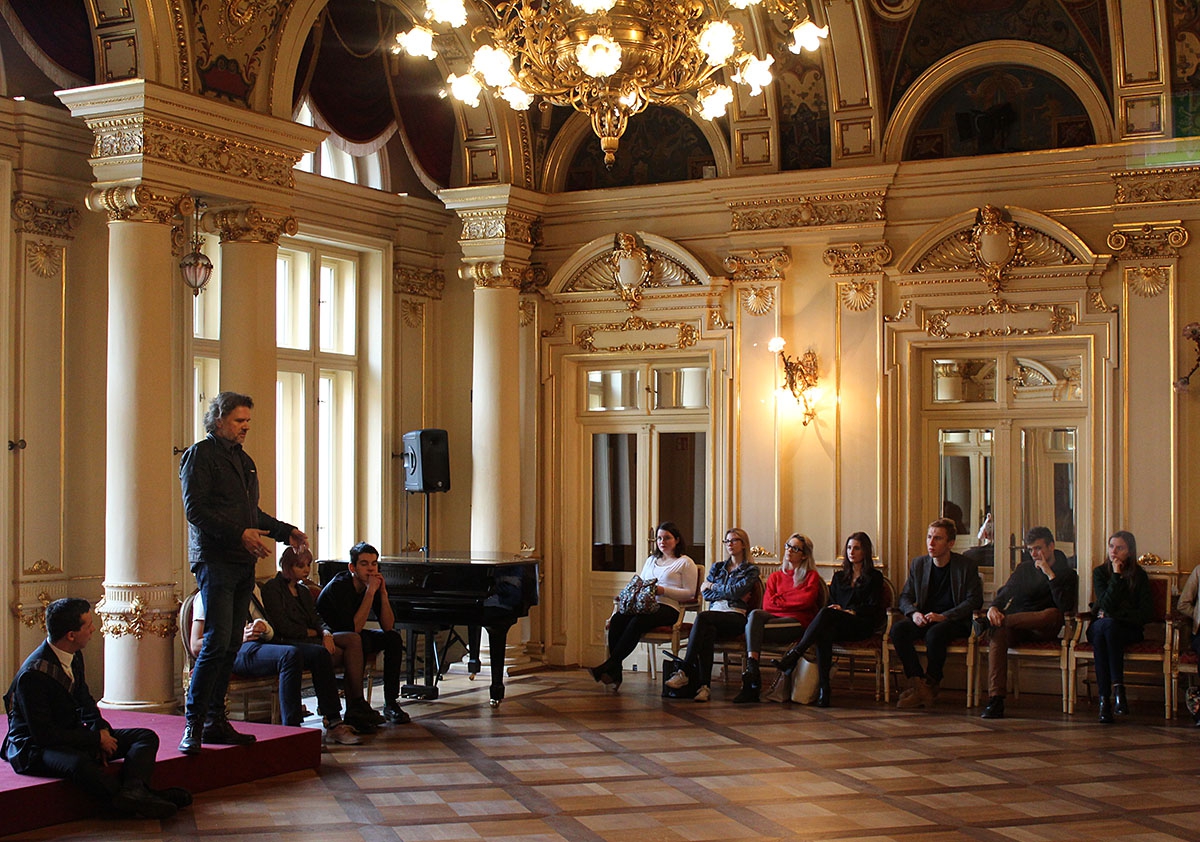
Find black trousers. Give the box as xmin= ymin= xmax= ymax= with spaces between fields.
xmin=600 ymin=603 xmax=680 ymax=677
xmin=789 ymin=606 xmax=877 ymax=682
xmin=361 ymin=628 xmax=405 ymax=703
xmin=681 ymin=610 xmax=747 ymax=688
xmin=23 ymin=726 xmax=158 ymax=801
xmin=890 ymin=616 xmax=971 ymax=683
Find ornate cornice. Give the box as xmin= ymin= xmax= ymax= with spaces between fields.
xmin=394 ymin=264 xmax=446 ymax=299
xmin=723 ymin=248 xmax=790 ymax=281
xmin=838 ymin=281 xmax=877 ymax=311
xmin=12 ymin=196 xmax=82 ymax=239
xmin=209 ymin=205 xmax=298 ymax=244
xmin=400 ymin=298 xmax=424 ymax=327
xmin=740 ymin=285 xmax=776 ymax=315
xmin=924 ymin=297 xmax=1075 ymax=339
xmin=576 ymin=315 xmax=700 ymax=352
xmin=824 ymin=241 xmax=892 ymax=275
xmin=85 ymin=185 xmax=185 ymax=224
xmin=1106 ymin=222 xmax=1188 ymax=259
xmin=729 ymin=191 xmax=885 ymax=231
xmin=1113 ymin=166 xmax=1200 ymax=204
xmin=458 ymin=208 xmax=543 ymax=245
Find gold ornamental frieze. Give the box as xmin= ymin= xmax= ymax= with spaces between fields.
xmin=729 ymin=191 xmax=885 ymax=231
xmin=823 ymin=241 xmax=893 ymax=276
xmin=1113 ymin=166 xmax=1200 ymax=204
xmin=85 ymin=185 xmax=185 ymax=224
xmin=12 ymin=196 xmax=82 ymax=239
xmin=575 ymin=315 xmax=701 ymax=352
xmin=724 ymin=248 xmax=790 ymax=281
xmin=400 ymin=298 xmax=425 ymax=328
xmin=394 ymin=264 xmax=446 ymax=299
xmin=458 ymin=208 xmax=543 ymax=245
xmin=1106 ymin=222 xmax=1188 ymax=259
xmin=924 ymin=297 xmax=1076 ymax=340
xmin=209 ymin=205 xmax=298 ymax=244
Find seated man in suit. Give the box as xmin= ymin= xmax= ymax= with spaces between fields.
xmin=317 ymin=541 xmax=409 ymax=725
xmin=3 ymin=598 xmax=190 ymax=818
xmin=890 ymin=517 xmax=983 ymax=709
xmin=976 ymin=525 xmax=1078 ymax=719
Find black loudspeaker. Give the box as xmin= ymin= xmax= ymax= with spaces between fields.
xmin=402 ymin=429 xmax=450 ymax=492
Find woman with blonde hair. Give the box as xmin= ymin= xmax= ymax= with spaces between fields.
xmin=734 ymin=533 xmax=822 ymax=703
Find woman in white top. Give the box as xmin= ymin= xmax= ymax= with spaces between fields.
xmin=589 ymin=521 xmax=699 ymax=691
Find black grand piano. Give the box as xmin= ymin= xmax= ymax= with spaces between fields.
xmin=318 ymin=552 xmax=539 ymax=707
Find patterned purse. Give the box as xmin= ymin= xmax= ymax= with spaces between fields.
xmin=615 ymin=576 xmax=659 ymax=615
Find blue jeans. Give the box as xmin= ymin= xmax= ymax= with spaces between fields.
xmin=187 ymin=560 xmax=256 ymax=725
xmin=235 ymin=640 xmax=343 ymax=726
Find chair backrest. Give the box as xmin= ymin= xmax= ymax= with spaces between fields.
xmin=303 ymin=577 xmax=322 ymax=602
xmin=877 ymin=575 xmax=897 ymax=631
xmin=816 ymin=575 xmax=830 ymax=611
xmin=747 ymin=577 xmax=765 ymax=612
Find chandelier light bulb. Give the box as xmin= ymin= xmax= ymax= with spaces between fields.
xmin=697 ymin=84 xmax=733 ymax=120
xmin=500 ymin=84 xmax=535 ymax=110
xmin=447 ymin=72 xmax=483 ymax=107
xmin=734 ymin=54 xmax=774 ymax=96
xmin=396 ymin=26 xmax=437 ymax=60
xmin=426 ymin=0 xmax=467 ymax=27
xmin=571 ymin=0 xmax=618 ymax=12
xmin=789 ymin=18 xmax=829 ymax=53
xmin=727 ymin=0 xmax=760 ymax=7
xmin=698 ymin=20 xmax=738 ymax=67
xmin=472 ymin=44 xmax=516 ymax=87
xmin=576 ymin=34 xmax=623 ymax=78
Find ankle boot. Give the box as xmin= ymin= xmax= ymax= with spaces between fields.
xmin=770 ymin=643 xmax=805 ymax=674
xmin=1098 ymin=695 xmax=1114 ymax=724
xmin=744 ymin=657 xmax=761 ymax=688
xmin=1112 ymin=683 xmax=1129 ymax=715
xmin=815 ymin=684 xmax=831 ymax=708
xmin=732 ymin=670 xmax=760 ymax=703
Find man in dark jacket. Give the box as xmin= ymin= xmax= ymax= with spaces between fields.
xmin=977 ymin=526 xmax=1079 ymax=719
xmin=179 ymin=391 xmax=308 ymax=753
xmin=891 ymin=517 xmax=983 ymax=708
xmin=3 ymin=598 xmax=189 ymax=818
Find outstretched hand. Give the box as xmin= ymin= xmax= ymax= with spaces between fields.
xmin=241 ymin=528 xmax=271 ymax=558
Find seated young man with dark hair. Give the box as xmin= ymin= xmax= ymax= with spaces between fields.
xmin=3 ymin=598 xmax=191 ymax=819
xmin=316 ymin=542 xmax=410 ymax=725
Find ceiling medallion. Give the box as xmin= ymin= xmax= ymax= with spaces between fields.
xmin=394 ymin=0 xmax=828 ymax=166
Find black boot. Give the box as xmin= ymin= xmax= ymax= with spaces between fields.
xmin=733 ymin=669 xmax=760 ymax=703
xmin=178 ymin=721 xmax=202 ymax=754
xmin=770 ymin=643 xmax=805 ymax=674
xmin=1098 ymin=695 xmax=1114 ymax=724
xmin=1112 ymin=683 xmax=1129 ymax=715
xmin=815 ymin=684 xmax=831 ymax=708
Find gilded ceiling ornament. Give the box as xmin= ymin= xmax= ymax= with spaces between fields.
xmin=457 ymin=209 xmax=543 ymax=245
xmin=723 ymin=248 xmax=791 ymax=281
xmin=1126 ymin=265 xmax=1170 ymax=297
xmin=576 ymin=315 xmax=700 ymax=353
xmin=400 ymin=299 xmax=425 ymax=328
xmin=25 ymin=241 xmax=62 ymax=278
xmin=1113 ymin=165 xmax=1200 ymax=204
xmin=209 ymin=205 xmax=297 ymax=244
xmin=394 ymin=265 xmax=446 ymax=299
xmin=12 ymin=196 xmax=81 ymax=239
xmin=823 ymin=242 xmax=892 ymax=276
xmin=519 ymin=299 xmax=536 ymax=327
xmin=140 ymin=118 xmax=298 ymax=188
xmin=741 ymin=285 xmax=775 ymax=315
xmin=96 ymin=595 xmax=178 ymax=640
xmin=1106 ymin=223 xmax=1189 ymax=259
xmin=838 ymin=281 xmax=876 ymax=311
xmin=924 ymin=297 xmax=1076 ymax=340
xmin=729 ymin=191 xmax=886 ymax=232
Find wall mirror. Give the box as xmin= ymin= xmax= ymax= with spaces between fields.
xmin=939 ymin=428 xmax=994 ymax=565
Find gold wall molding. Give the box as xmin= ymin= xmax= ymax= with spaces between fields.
xmin=394 ymin=264 xmax=446 ymax=299
xmin=1125 ymin=265 xmax=1170 ymax=298
xmin=924 ymin=297 xmax=1076 ymax=339
xmin=740 ymin=285 xmax=776 ymax=315
xmin=25 ymin=241 xmax=63 ymax=278
xmin=1106 ymin=222 xmax=1188 ymax=258
xmin=400 ymin=298 xmax=425 ymax=327
xmin=23 ymin=559 xmax=59 ymax=575
xmin=575 ymin=315 xmax=700 ymax=352
xmin=729 ymin=191 xmax=885 ymax=231
xmin=708 ymin=303 xmax=731 ymax=330
xmin=13 ymin=592 xmax=52 ymax=630
xmin=85 ymin=185 xmax=185 ymax=224
xmin=1113 ymin=166 xmax=1200 ymax=204
xmin=1090 ymin=290 xmax=1119 ymax=313
xmin=540 ymin=315 xmax=565 ymax=338
xmin=838 ymin=280 xmax=877 ymax=311
xmin=824 ymin=241 xmax=893 ymax=275
xmin=95 ymin=583 xmax=181 ymax=641
xmin=723 ymin=247 xmax=790 ymax=280
xmin=12 ymin=196 xmax=82 ymax=239
xmin=209 ymin=204 xmax=297 ymax=244
xmin=458 ymin=208 xmax=543 ymax=245
xmin=884 ymin=300 xmax=912 ymax=323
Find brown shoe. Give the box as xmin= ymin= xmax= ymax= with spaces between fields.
xmin=897 ymin=678 xmax=933 ymax=709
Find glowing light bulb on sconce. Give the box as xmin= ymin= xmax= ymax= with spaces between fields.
xmin=769 ymin=336 xmax=821 ymax=426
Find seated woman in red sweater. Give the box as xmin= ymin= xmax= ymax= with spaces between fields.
xmin=733 ymin=533 xmax=823 ymax=703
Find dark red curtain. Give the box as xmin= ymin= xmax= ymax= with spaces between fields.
xmin=4 ymin=0 xmax=94 ymax=82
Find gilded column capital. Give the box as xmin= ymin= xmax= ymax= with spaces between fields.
xmin=85 ymin=185 xmax=187 ymax=224
xmin=723 ymin=248 xmax=791 ymax=281
xmin=208 ymin=205 xmax=298 ymax=244
xmin=12 ymin=195 xmax=82 ymax=239
xmin=457 ymin=208 xmax=543 ymax=245
xmin=823 ymin=241 xmax=893 ymax=275
xmin=95 ymin=582 xmax=180 ymax=641
xmin=394 ymin=264 xmax=446 ymax=299
xmin=463 ymin=259 xmax=527 ymax=290
xmin=1106 ymin=222 xmax=1188 ymax=259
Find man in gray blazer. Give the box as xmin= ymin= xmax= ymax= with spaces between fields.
xmin=891 ymin=517 xmax=983 ymax=708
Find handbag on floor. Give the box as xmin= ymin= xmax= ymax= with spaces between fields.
xmin=789 ymin=653 xmax=821 ymax=705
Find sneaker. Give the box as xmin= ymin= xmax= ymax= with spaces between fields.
xmin=694 ymin=686 xmax=710 ymax=702
xmin=664 ymin=670 xmax=690 ymax=690
xmin=383 ymin=701 xmax=411 ymax=724
xmin=980 ymin=695 xmax=1005 ymax=719
xmin=325 ymin=721 xmax=363 ymax=745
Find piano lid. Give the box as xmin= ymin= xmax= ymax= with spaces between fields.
xmin=361 ymin=551 xmax=539 ymax=567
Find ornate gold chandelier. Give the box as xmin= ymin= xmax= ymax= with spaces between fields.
xmin=395 ymin=0 xmax=827 ymax=166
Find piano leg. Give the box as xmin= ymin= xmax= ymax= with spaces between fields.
xmin=467 ymin=625 xmax=483 ymax=679
xmin=484 ymin=621 xmax=515 ymax=707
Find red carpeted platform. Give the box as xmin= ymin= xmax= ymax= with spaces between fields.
xmin=0 ymin=710 xmax=321 ymax=835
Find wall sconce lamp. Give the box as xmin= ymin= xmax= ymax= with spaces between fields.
xmin=179 ymin=198 xmax=213 ymax=296
xmin=1175 ymin=321 xmax=1200 ymax=393
xmin=769 ymin=336 xmax=820 ymax=425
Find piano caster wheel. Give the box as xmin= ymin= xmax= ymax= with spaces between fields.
xmin=489 ymin=698 xmax=501 ymax=708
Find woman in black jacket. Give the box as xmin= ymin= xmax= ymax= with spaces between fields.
xmin=1088 ymin=530 xmax=1152 ymax=723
